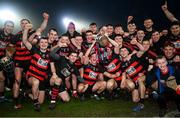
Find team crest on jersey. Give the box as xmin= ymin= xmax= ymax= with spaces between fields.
xmin=89 ymin=71 xmax=97 ymax=79
xmin=61 ymin=68 xmax=71 ymax=77
xmin=0 ymin=41 xmax=7 ymax=49
xmin=37 ymin=58 xmax=48 ymax=67
xmin=126 ymin=66 xmax=136 ymax=75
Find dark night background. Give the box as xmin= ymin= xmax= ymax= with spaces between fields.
xmin=0 ymin=0 xmax=179 ymax=34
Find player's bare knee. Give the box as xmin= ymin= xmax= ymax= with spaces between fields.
xmin=39 ymin=99 xmax=44 ymax=104
xmin=101 ymin=81 xmax=106 ymax=89
xmin=32 ymin=79 xmax=39 ymax=87
xmin=55 ymin=79 xmax=62 ymax=85
xmin=127 ymin=82 xmax=135 ymax=91
xmin=106 ymin=81 xmax=114 ymax=90
xmin=102 ymin=81 xmax=106 ymax=86
xmin=120 ymin=83 xmax=126 ymax=89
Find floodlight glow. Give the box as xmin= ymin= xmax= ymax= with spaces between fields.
xmin=0 ymin=9 xmax=17 ymax=22
xmin=63 ymin=17 xmax=75 ymax=28
xmin=62 ymin=16 xmax=89 ymax=31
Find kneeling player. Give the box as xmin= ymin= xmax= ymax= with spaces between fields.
xmin=49 ymin=41 xmax=84 ymax=109
xmin=78 ymin=41 xmax=106 ymax=100
xmin=119 ymin=47 xmax=146 ymax=112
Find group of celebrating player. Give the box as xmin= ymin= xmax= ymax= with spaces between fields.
xmin=0 ymin=1 xmax=179 ymax=117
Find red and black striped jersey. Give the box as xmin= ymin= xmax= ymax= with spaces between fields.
xmin=0 ymin=29 xmax=14 ymax=58
xmin=121 ymin=54 xmax=146 ymax=82
xmin=104 ymin=54 xmax=121 ymax=73
xmin=104 ymin=54 xmax=122 ymax=81
xmin=13 ymin=30 xmax=35 ymax=61
xmin=83 ymin=64 xmax=103 ymax=85
xmin=26 ymin=46 xmax=51 ymax=81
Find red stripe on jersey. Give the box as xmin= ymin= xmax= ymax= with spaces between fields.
xmin=29 ymin=66 xmax=47 ymax=76
xmin=15 ymin=50 xmax=31 ymax=55
xmin=26 ymin=71 xmax=45 ymax=81
xmin=133 ymin=76 xmax=139 ymax=82
xmin=14 ymin=56 xmax=32 ymax=61
xmin=83 ymin=74 xmax=97 ymax=81
xmin=15 ymin=47 xmax=29 ymax=51
xmin=115 ymin=76 xmax=122 ymax=81
xmin=14 ymin=41 xmax=31 ymax=61
xmin=27 ymin=51 xmax=50 ymax=81
xmin=84 ymin=68 xmax=93 ymax=73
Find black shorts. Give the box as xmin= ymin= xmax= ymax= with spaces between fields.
xmin=15 ymin=60 xmax=30 ymax=72
xmin=39 ymin=80 xmax=46 ymax=91
xmin=84 ymin=84 xmax=93 ymax=95
xmin=133 ymin=81 xmax=139 ymax=89
xmin=116 ymin=80 xmax=121 ymax=86
xmin=59 ymin=82 xmax=66 ymax=93
xmin=0 ymin=56 xmax=3 ymax=71
xmin=0 ymin=64 xmax=3 ymax=71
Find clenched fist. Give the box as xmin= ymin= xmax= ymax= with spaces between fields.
xmin=25 ymin=24 xmax=33 ymax=30
xmin=43 ymin=12 xmax=49 ymax=20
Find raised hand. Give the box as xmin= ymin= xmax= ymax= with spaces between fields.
xmin=43 ymin=12 xmax=49 ymax=20
xmin=161 ymin=1 xmax=168 ymax=11
xmin=25 ymin=24 xmax=33 ymax=30
xmin=127 ymin=15 xmax=133 ymax=23
xmin=58 ymin=40 xmax=68 ymax=47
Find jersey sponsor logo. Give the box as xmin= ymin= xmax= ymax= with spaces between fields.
xmin=0 ymin=41 xmax=7 ymax=49
xmin=61 ymin=68 xmax=71 ymax=77
xmin=89 ymin=71 xmax=97 ymax=79
xmin=126 ymin=66 xmax=136 ymax=75
xmin=37 ymin=58 xmax=48 ymax=67
xmin=107 ymin=63 xmax=116 ymax=71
